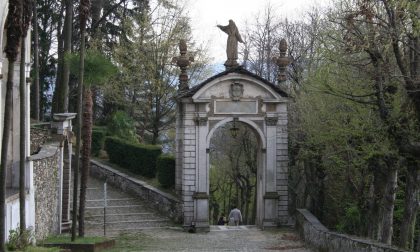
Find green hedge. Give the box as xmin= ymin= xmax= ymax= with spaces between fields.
xmin=104 ymin=137 xmax=161 ymax=177
xmin=157 ymin=155 xmax=175 ymax=188
xmin=91 ymin=129 xmax=107 ymax=156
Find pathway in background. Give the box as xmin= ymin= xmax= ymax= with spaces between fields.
xmin=106 ymin=225 xmax=311 ymax=251
xmin=85 ymin=176 xmax=311 ymax=251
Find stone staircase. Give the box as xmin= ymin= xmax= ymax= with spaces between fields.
xmin=82 ymin=176 xmax=174 ymax=236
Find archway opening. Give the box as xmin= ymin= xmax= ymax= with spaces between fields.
xmin=208 ymin=121 xmax=260 ymax=225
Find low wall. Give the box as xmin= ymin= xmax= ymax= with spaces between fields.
xmin=30 ymin=143 xmax=61 ymax=240
xmin=295 ymin=209 xmax=407 ymax=252
xmin=90 ymin=159 xmax=182 ymax=223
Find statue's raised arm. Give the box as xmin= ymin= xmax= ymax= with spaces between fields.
xmin=217 ymin=19 xmax=244 ymax=68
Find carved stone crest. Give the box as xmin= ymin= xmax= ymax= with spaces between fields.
xmin=230 ymin=82 xmax=244 ymax=101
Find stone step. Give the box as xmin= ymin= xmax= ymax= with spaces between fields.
xmin=85 ymin=198 xmax=140 ymax=207
xmin=86 ymin=218 xmax=171 ymax=229
xmin=85 ymin=226 xmax=173 ymax=237
xmin=61 ymin=221 xmax=71 ymax=233
xmin=72 ymin=188 xmax=130 ymax=199
xmin=85 ymin=212 xmax=156 ymax=222
xmin=85 ymin=204 xmax=151 ymax=215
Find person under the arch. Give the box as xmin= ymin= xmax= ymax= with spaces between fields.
xmin=228 ymin=206 xmax=243 ymax=226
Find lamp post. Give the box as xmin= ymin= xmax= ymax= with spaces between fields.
xmin=230 ymin=118 xmax=239 ymax=138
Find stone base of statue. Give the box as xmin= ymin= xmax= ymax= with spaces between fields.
xmin=224 ymin=59 xmax=239 ymax=70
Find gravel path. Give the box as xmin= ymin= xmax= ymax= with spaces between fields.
xmin=106 ymin=225 xmax=312 ymax=252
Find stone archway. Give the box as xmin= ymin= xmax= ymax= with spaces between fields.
xmin=206 ymin=117 xmax=264 ymax=226
xmin=175 ymin=67 xmax=289 ymax=231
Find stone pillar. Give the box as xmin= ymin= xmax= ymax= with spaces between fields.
xmin=181 ymin=104 xmax=196 ymax=228
xmin=51 ymin=113 xmax=76 ymax=232
xmin=193 ymin=112 xmax=209 ymax=231
xmin=263 ymin=114 xmax=279 ymax=227
xmin=276 ymin=105 xmax=289 ymax=224
xmin=175 ymin=103 xmax=184 ymax=195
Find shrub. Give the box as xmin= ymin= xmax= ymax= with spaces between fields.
xmin=336 ymin=205 xmax=362 ymax=235
xmin=105 ymin=137 xmax=161 ymax=177
xmin=157 ymin=155 xmax=175 ymax=188
xmin=91 ymin=129 xmax=106 ymax=156
xmin=107 ymin=111 xmax=138 ymax=143
xmin=7 ymin=227 xmax=34 ymax=251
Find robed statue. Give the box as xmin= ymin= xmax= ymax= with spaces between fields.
xmin=217 ymin=20 xmax=244 ymax=68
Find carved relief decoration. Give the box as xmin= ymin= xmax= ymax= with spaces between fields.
xmin=230 ymin=82 xmax=244 ymax=101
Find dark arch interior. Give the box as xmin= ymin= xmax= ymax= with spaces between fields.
xmin=208 ymin=121 xmax=259 ymax=225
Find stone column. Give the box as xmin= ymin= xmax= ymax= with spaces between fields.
xmin=181 ymin=104 xmax=196 ymax=228
xmin=51 ymin=113 xmax=76 ymax=232
xmin=175 ymin=103 xmax=184 ymax=195
xmin=263 ymin=114 xmax=279 ymax=227
xmin=193 ymin=112 xmax=209 ymax=231
xmin=276 ymin=105 xmax=289 ymax=224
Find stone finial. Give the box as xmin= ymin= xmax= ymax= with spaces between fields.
xmin=172 ymin=39 xmax=194 ymax=92
xmin=273 ymin=39 xmax=291 ymax=83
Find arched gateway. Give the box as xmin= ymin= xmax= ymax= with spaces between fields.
xmin=175 ymin=66 xmax=290 ymax=231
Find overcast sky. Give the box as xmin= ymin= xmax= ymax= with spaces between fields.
xmin=187 ymin=0 xmax=330 ymax=63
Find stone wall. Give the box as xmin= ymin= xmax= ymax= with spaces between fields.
xmin=31 ymin=143 xmax=61 ymax=240
xmin=30 ymin=126 xmax=49 ymax=155
xmin=90 ymin=159 xmax=183 ymax=223
xmin=295 ymin=209 xmax=408 ymax=252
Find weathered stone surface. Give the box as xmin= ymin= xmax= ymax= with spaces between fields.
xmin=296 ymin=209 xmax=408 ymax=252
xmin=30 ymin=127 xmax=49 ymax=155
xmin=31 ymin=143 xmax=60 ymax=240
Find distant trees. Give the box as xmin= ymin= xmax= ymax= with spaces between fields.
xmin=209 ymin=123 xmax=258 ymax=225
xmin=242 ymin=0 xmax=419 ymax=250
xmin=103 ymin=0 xmax=211 ymax=144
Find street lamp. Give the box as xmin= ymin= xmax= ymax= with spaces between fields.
xmin=230 ymin=118 xmax=239 ymax=138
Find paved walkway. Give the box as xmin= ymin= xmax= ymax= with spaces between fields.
xmin=86 ymin=176 xmax=311 ymax=251
xmin=106 ymin=225 xmax=311 ymax=251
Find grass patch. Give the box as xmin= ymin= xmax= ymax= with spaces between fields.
xmin=23 ymin=246 xmax=61 ymax=252
xmin=42 ymin=235 xmax=109 ymax=244
xmin=103 ymin=233 xmax=150 ymax=252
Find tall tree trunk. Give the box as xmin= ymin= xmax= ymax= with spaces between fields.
xmin=367 ymin=179 xmax=379 ymax=239
xmin=2 ymin=0 xmax=23 ymax=250
xmin=52 ymin=0 xmax=65 ymax=114
xmin=399 ymin=159 xmax=419 ymax=249
xmin=59 ymin=0 xmax=73 ymax=113
xmin=377 ymin=165 xmax=398 ymax=245
xmin=32 ymin=2 xmax=40 ymax=121
xmin=19 ymin=35 xmax=27 ymax=237
xmin=73 ymin=0 xmax=90 ymax=239
xmin=78 ymin=87 xmax=92 ymax=237
xmin=90 ymin=0 xmax=104 ymax=123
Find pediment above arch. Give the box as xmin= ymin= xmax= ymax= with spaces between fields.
xmin=179 ymin=67 xmax=288 ymax=103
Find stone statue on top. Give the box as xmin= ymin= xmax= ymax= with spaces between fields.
xmin=217 ymin=19 xmax=244 ymax=69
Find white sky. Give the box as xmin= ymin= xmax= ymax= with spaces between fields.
xmin=187 ymin=0 xmax=330 ymax=63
